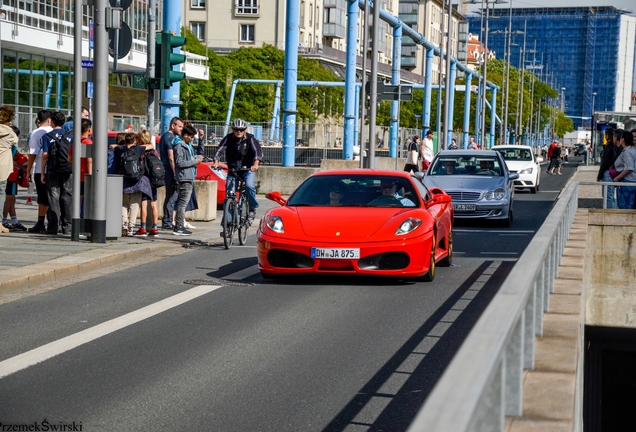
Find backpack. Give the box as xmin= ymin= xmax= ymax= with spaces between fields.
xmin=144 ymin=149 xmax=165 ymax=187
xmin=45 ymin=130 xmax=73 ymax=173
xmin=119 ymin=146 xmax=143 ymax=181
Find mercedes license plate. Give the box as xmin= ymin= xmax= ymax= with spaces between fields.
xmin=453 ymin=204 xmax=476 ymax=211
xmin=311 ymin=248 xmax=360 ymax=259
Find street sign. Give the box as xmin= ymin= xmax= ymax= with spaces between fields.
xmin=86 ymin=82 xmax=94 ymax=99
xmin=377 ymin=84 xmax=413 ymax=101
xmin=132 ymin=73 xmax=147 ymax=89
xmin=81 ymin=60 xmax=94 ymax=68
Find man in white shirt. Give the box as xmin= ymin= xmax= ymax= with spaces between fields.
xmin=420 ymin=129 xmax=434 ymax=171
xmin=26 ymin=110 xmax=53 ymax=233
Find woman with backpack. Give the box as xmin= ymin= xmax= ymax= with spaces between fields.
xmin=109 ymin=132 xmax=154 ymax=236
xmin=134 ymin=130 xmax=163 ymax=237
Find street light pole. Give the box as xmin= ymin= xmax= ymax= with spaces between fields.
xmin=590 ymin=91 xmax=596 ymax=166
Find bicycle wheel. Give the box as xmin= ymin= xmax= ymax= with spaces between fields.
xmin=222 ymin=199 xmax=235 ymax=249
xmin=238 ymin=197 xmax=249 ymax=245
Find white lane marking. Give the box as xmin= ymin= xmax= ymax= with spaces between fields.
xmin=0 ymin=285 xmax=223 ymax=380
xmin=224 ymin=264 xmax=260 ymax=280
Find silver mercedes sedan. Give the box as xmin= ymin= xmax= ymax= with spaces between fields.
xmin=422 ymin=150 xmax=519 ymax=226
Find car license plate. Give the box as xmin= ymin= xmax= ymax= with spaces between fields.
xmin=453 ymin=204 xmax=476 ymax=211
xmin=311 ymin=248 xmax=360 ymax=259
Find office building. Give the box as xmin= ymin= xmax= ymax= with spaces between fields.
xmin=468 ymin=6 xmax=636 ymax=129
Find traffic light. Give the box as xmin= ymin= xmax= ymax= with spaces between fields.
xmin=150 ymin=30 xmax=186 ymax=90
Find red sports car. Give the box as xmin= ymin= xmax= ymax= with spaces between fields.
xmin=257 ymin=170 xmax=454 ymax=281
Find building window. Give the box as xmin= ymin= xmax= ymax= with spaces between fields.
xmin=191 ymin=22 xmax=205 ymax=40
xmin=240 ymin=24 xmax=255 ymax=43
xmin=236 ymin=0 xmax=259 ymax=15
xmin=191 ymin=0 xmax=205 ymax=8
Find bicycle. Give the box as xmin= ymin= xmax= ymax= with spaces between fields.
xmin=221 ymin=166 xmax=251 ymax=249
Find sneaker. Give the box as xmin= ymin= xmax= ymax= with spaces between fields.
xmin=122 ymin=228 xmax=128 ymax=237
xmin=248 ymin=210 xmax=256 ymax=221
xmin=184 ymin=221 xmax=196 ymax=229
xmin=27 ymin=222 xmax=47 ymax=233
xmin=173 ymin=227 xmax=192 ymax=236
xmin=127 ymin=226 xmax=135 ymax=237
xmin=26 ymin=196 xmax=33 ymax=205
xmin=161 ymin=222 xmax=174 ymax=230
xmin=134 ymin=227 xmax=148 ymax=237
xmin=0 ymin=224 xmax=8 ymax=234
xmin=2 ymin=222 xmax=11 ymax=230
xmin=11 ymin=223 xmax=27 ymax=232
xmin=149 ymin=228 xmax=159 ymax=237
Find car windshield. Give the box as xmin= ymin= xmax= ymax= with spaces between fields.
xmin=287 ymin=175 xmax=420 ymax=208
xmin=430 ymin=155 xmax=503 ymax=176
xmin=494 ymin=148 xmax=532 ymax=161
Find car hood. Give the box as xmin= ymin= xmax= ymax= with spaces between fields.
xmin=504 ymin=160 xmax=535 ymax=172
xmin=291 ymin=207 xmax=412 ymax=239
xmin=425 ymin=175 xmax=507 ymax=191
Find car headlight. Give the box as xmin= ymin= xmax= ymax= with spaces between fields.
xmin=519 ymin=167 xmax=533 ymax=174
xmin=484 ymin=188 xmax=506 ymax=200
xmin=265 ymin=216 xmax=284 ymax=233
xmin=395 ymin=218 xmax=422 ymax=235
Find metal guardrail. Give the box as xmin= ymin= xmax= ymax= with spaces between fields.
xmin=408 ymin=180 xmax=636 ymax=431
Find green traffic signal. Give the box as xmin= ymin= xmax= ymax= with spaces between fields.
xmin=151 ymin=30 xmax=186 ymax=90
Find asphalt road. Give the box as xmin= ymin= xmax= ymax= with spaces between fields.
xmin=0 ymin=157 xmax=581 ymax=432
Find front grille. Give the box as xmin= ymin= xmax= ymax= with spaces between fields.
xmin=447 ymin=191 xmax=482 ymax=202
xmin=268 ymin=250 xmax=314 ymax=268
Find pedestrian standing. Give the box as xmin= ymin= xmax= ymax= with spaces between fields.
xmin=173 ymin=125 xmax=202 ymax=236
xmin=597 ymin=128 xmax=619 ymax=209
xmin=403 ymin=135 xmax=420 ymax=173
xmin=159 ymin=117 xmax=184 ymax=230
xmin=0 ymin=106 xmax=19 ymax=234
xmin=612 ymin=131 xmax=636 ymax=209
xmin=40 ymin=111 xmax=73 ymax=235
xmin=26 ymin=110 xmax=53 ymax=233
xmin=135 ymin=129 xmax=160 ymax=238
xmin=420 ymin=130 xmax=434 ymax=171
xmin=2 ymin=125 xmax=27 ymax=231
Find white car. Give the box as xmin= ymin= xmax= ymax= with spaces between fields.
xmin=493 ymin=145 xmax=543 ymax=194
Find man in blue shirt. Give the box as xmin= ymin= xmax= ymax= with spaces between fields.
xmin=158 ymin=116 xmax=184 ymax=230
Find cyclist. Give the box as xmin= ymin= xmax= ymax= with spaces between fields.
xmin=212 ymin=118 xmax=263 ymax=221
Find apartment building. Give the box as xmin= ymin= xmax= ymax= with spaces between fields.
xmin=184 ymin=0 xmax=466 ymax=84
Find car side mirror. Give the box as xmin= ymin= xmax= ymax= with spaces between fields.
xmin=425 ymin=194 xmax=452 ymax=207
xmin=266 ymin=191 xmax=287 ymax=206
xmin=509 ymin=172 xmax=520 ymax=180
xmin=536 ymin=157 xmax=543 ymax=163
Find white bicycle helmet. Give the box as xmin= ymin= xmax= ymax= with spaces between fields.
xmin=231 ymin=118 xmax=248 ymax=130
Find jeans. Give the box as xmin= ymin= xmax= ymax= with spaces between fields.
xmin=174 ymin=181 xmax=193 ymax=230
xmin=226 ymin=169 xmax=259 ymax=211
xmin=162 ymin=168 xmax=178 ymax=226
xmin=46 ymin=171 xmax=73 ymax=234
xmin=617 ymin=184 xmax=636 ymax=209
xmin=602 ymin=170 xmax=617 ymax=209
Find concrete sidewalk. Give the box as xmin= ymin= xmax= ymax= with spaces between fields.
xmin=0 ymin=191 xmax=276 ymax=296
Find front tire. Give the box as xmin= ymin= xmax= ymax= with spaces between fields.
xmin=238 ymin=198 xmax=249 ymax=245
xmin=222 ymin=199 xmax=235 ymax=249
xmin=422 ymin=234 xmax=436 ymax=282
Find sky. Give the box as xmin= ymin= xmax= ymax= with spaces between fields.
xmin=467 ymin=0 xmax=635 ymax=14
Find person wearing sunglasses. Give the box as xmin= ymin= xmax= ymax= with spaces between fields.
xmin=213 ymin=118 xmax=263 ymax=221
xmin=379 ymin=179 xmax=415 ymax=207
xmin=328 ymin=183 xmax=346 ymax=206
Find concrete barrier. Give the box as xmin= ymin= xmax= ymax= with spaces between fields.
xmin=151 ymin=180 xmax=218 ymax=222
xmin=585 ymin=209 xmax=636 ymax=328
xmin=255 ymin=158 xmax=409 ymax=195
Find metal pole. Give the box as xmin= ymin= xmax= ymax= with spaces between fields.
xmin=518 ymin=20 xmax=526 ymax=143
xmin=343 ymin=0 xmax=358 ymax=160
xmin=71 ymin=0 xmax=83 ymax=241
xmin=146 ymin=0 xmax=156 ymax=133
xmin=481 ymin=4 xmax=490 ymax=148
xmin=436 ymin=0 xmax=445 ymax=153
xmin=499 ymin=25 xmax=507 ymax=145
xmin=443 ymin=0 xmax=453 ymax=151
xmin=504 ymin=0 xmax=513 ymax=144
xmin=91 ymin=0 xmax=108 ymax=243
xmin=368 ymin=0 xmax=380 ymax=168
xmin=282 ymin=0 xmax=300 ymax=166
xmin=359 ymin=0 xmax=369 ymax=169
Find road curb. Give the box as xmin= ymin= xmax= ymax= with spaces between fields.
xmin=0 ymin=242 xmax=179 ymax=294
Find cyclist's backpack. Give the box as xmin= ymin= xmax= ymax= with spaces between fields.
xmin=119 ymin=146 xmax=143 ymax=181
xmin=144 ymin=149 xmax=165 ymax=187
xmin=45 ymin=130 xmax=73 ymax=173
